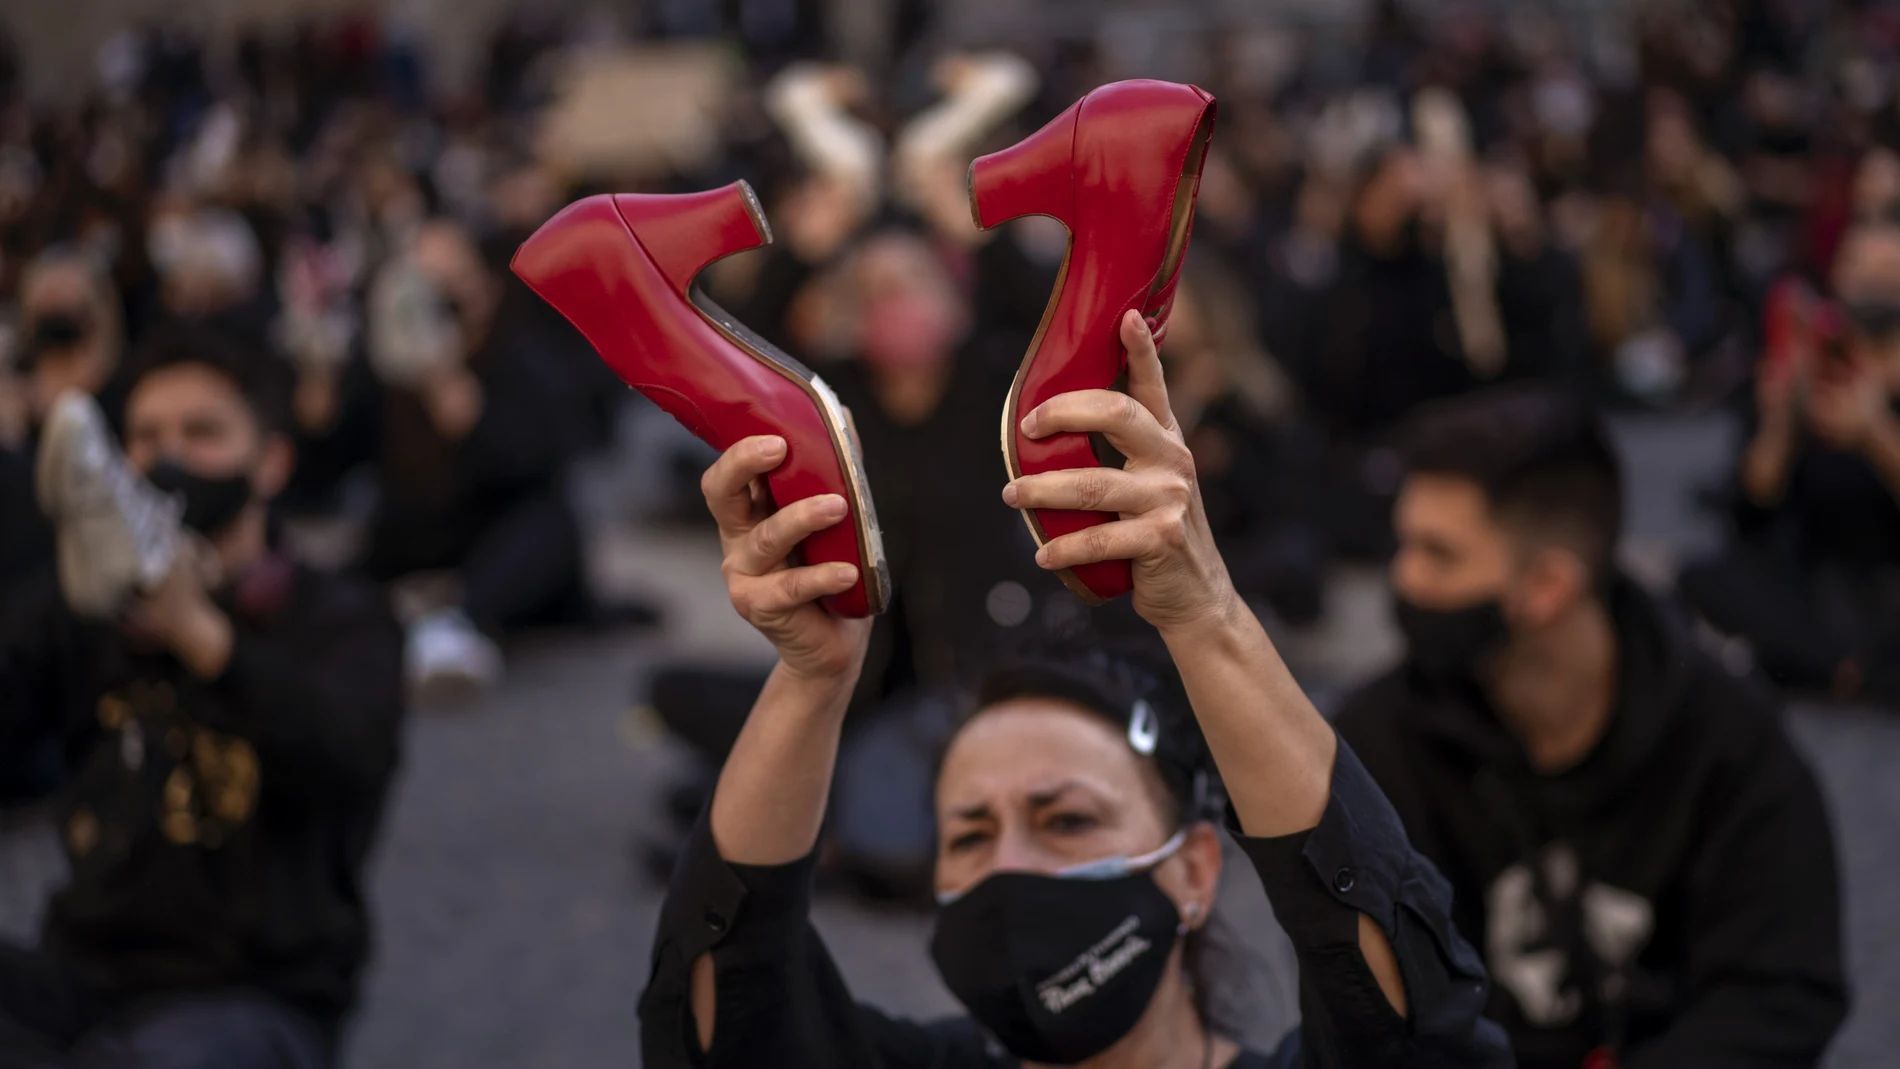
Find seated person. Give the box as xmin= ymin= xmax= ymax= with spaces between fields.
xmin=1335 ymin=386 xmax=1847 ymax=1068
xmin=1 ymin=250 xmax=133 ymax=803
xmin=1163 ymin=259 xmax=1328 ymax=625
xmin=2 ymin=249 xmax=132 ymax=591
xmin=348 ymin=218 xmax=590 ymax=695
xmin=641 ymin=312 xmax=1511 ymax=1067
xmin=1678 ymin=225 xmax=1900 ymax=705
xmin=0 ymin=327 xmax=404 ymax=1068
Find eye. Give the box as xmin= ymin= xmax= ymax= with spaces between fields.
xmin=946 ymin=829 xmax=989 ymax=853
xmin=1047 ymin=811 xmax=1099 ymax=835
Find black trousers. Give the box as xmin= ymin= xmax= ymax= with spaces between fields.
xmin=1678 ymin=546 xmax=1900 ymax=689
xmin=0 ymin=944 xmax=330 ymax=1069
xmin=364 ymin=490 xmax=586 ymax=634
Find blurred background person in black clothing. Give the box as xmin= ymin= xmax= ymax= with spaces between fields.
xmin=0 ymin=326 xmax=403 ymax=1068
xmin=352 ymin=217 xmax=589 ymax=698
xmin=1161 ymin=257 xmax=1327 ymax=627
xmin=1338 ymin=387 xmax=1845 ymax=1068
xmin=1 ymin=251 xmax=130 ymax=598
xmin=1680 ymin=221 xmax=1900 ymax=706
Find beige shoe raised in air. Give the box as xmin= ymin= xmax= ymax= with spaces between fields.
xmin=34 ymin=391 xmax=181 ymax=618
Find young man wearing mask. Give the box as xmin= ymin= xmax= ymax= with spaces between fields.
xmin=0 ymin=326 xmax=404 ymax=1067
xmin=1334 ymin=387 xmax=1847 ymax=1069
xmin=1678 ymin=225 xmax=1900 ymax=704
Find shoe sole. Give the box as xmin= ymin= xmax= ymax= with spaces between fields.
xmin=34 ymin=395 xmax=126 ymax=617
xmin=685 ymin=186 xmax=892 ymax=615
xmin=992 ymin=110 xmax=1215 ymax=605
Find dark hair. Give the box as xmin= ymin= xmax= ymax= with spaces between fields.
xmin=1403 ymin=385 xmax=1623 ymax=581
xmin=122 ymin=324 xmax=295 ymax=436
xmin=969 ymin=646 xmax=1221 ymax=830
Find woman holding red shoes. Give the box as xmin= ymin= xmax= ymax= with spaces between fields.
xmin=635 ymin=311 xmax=1511 ymax=1069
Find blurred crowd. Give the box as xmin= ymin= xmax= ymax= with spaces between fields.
xmin=0 ymin=0 xmax=1896 ymax=1065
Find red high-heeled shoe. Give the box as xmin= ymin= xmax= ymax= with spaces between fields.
xmin=512 ymin=182 xmax=889 ymax=617
xmin=972 ymin=80 xmax=1215 ymax=603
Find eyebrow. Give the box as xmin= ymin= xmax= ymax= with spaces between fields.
xmin=948 ymin=781 xmax=1093 ymax=822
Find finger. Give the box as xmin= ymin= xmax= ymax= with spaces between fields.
xmin=1020 ymin=389 xmax=1177 ymax=466
xmin=1004 ymin=467 xmax=1176 ymax=515
xmin=702 ymin=436 xmax=787 ymax=534
xmin=728 ymin=493 xmax=849 ymax=576
xmin=1121 ymin=309 xmax=1176 ymax=430
xmin=734 ymin=561 xmax=860 ymax=618
xmin=1034 ymin=517 xmax=1161 ymax=572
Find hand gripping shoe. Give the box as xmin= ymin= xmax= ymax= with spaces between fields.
xmin=512 ymin=182 xmax=889 ymax=617
xmin=972 ymin=80 xmax=1215 ymax=603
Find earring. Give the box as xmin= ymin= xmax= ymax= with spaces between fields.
xmin=1184 ymin=902 xmax=1202 ymax=928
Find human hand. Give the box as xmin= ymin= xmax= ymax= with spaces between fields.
xmin=703 ymin=435 xmax=872 ymax=685
xmin=420 ymin=365 xmax=483 ymax=441
xmin=1755 ymin=350 xmax=1807 ymax=427
xmin=1003 ymin=310 xmax=1239 ymax=634
xmin=1807 ymin=353 xmax=1894 ymax=451
xmin=128 ymin=547 xmax=233 ymax=679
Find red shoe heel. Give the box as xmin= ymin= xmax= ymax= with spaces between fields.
xmin=973 ymin=80 xmax=1215 ymax=605
xmin=513 ymin=183 xmax=889 ymax=618
xmin=968 ymin=106 xmax=1077 ymax=229
xmin=613 ymin=184 xmax=769 ymax=296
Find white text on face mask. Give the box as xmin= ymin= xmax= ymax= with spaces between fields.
xmin=1034 ymin=916 xmax=1154 ymax=1014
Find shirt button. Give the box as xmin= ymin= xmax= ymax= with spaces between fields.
xmin=1333 ymin=867 xmax=1357 ymax=894
xmin=704 ymin=910 xmax=728 ymax=933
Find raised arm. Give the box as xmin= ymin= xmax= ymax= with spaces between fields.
xmin=693 ymin=436 xmax=870 ymax=1032
xmin=1004 ymin=312 xmax=1509 ymax=1064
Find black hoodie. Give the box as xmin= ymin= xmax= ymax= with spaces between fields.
xmin=1334 ymin=579 xmax=1846 ymax=1069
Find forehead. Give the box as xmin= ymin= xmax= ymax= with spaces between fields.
xmin=411 ymin=223 xmax=479 ymax=276
xmin=127 ymin=364 xmax=250 ymax=425
xmin=1397 ymin=474 xmax=1501 ymax=536
xmin=1834 ymin=229 xmax=1900 ymax=293
xmin=24 ymin=264 xmax=94 ymax=308
xmin=856 ymin=235 xmax=945 ymax=289
xmin=937 ymin=698 xmax=1153 ymax=811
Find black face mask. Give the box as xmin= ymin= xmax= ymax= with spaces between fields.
xmin=1843 ymin=298 xmax=1900 ymax=342
xmin=31 ymin=310 xmax=92 ymax=354
xmin=1393 ymin=591 xmax=1510 ymax=683
xmin=929 ymin=835 xmax=1185 ymax=1066
xmin=146 ymin=460 xmax=254 ymax=537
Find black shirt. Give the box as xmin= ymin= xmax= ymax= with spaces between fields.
xmin=638 ymin=738 xmax=1512 ymax=1068
xmin=0 ymin=558 xmax=405 ymax=1033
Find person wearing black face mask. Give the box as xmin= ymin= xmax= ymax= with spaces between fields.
xmin=1678 ymin=224 xmax=1900 ymax=706
xmin=639 ymin=312 xmax=1510 ymax=1069
xmin=0 ymin=326 xmax=403 ymax=1067
xmin=0 ymin=254 xmax=135 ymax=802
xmin=1335 ymin=386 xmax=1847 ymax=1069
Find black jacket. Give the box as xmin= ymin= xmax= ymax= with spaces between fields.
xmin=638 ymin=737 xmax=1513 ymax=1068
xmin=0 ymin=557 xmax=404 ymax=1034
xmin=1335 ymin=580 xmax=1847 ymax=1069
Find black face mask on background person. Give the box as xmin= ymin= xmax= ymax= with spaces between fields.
xmin=146 ymin=460 xmax=254 ymax=537
xmin=1393 ymin=591 xmax=1511 ymax=683
xmin=28 ymin=311 xmax=92 ymax=359
xmin=1842 ymin=298 xmax=1900 ymax=343
xmin=929 ymin=831 xmax=1188 ymax=1066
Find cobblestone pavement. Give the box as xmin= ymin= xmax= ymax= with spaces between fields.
xmin=1 ymin=412 xmax=1895 ymax=1067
